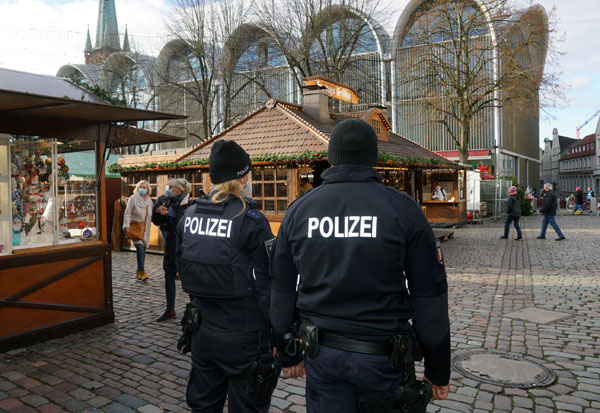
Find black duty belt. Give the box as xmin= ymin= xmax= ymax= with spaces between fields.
xmin=320 ymin=332 xmax=392 ymax=356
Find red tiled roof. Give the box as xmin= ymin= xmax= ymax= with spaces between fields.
xmin=177 ymin=99 xmax=450 ymax=164
xmin=561 ymin=134 xmax=595 ymax=160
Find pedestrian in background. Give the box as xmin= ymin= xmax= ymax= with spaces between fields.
xmin=537 ymin=183 xmax=566 ymax=241
xmin=152 ymin=178 xmax=194 ymax=322
xmin=177 ymin=140 xmax=279 ymax=412
xmin=500 ymin=186 xmax=522 ymax=240
xmin=123 ymin=180 xmax=154 ymax=281
xmin=587 ymin=187 xmax=596 ymax=214
xmin=574 ymin=186 xmax=584 ymax=214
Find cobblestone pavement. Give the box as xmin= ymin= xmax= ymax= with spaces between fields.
xmin=1 ymin=214 xmax=600 ymax=412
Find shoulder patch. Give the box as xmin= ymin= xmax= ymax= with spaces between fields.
xmin=245 ymin=208 xmax=263 ymax=221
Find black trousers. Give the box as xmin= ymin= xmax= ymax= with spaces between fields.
xmin=187 ymin=324 xmax=269 ymax=413
xmin=305 ymin=345 xmax=406 ymax=413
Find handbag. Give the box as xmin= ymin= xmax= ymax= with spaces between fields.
xmin=127 ymin=206 xmax=148 ymax=241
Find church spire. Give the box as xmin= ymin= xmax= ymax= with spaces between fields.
xmin=123 ymin=25 xmax=131 ymax=52
xmin=84 ymin=25 xmax=93 ymax=52
xmin=95 ymin=0 xmax=121 ymax=50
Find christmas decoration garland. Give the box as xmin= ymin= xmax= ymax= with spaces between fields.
xmin=108 ymin=150 xmax=452 ymax=175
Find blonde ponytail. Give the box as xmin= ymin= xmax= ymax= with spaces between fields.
xmin=211 ymin=178 xmax=246 ymax=217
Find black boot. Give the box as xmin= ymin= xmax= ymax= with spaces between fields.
xmin=156 ymin=308 xmax=176 ymax=322
xmin=499 ymin=235 xmax=508 ymax=239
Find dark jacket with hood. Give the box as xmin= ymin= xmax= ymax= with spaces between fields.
xmin=540 ymin=190 xmax=558 ymax=216
xmin=575 ymin=189 xmax=584 ymax=204
xmin=507 ymin=194 xmax=521 ymax=217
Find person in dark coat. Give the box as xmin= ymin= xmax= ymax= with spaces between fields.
xmin=500 ymin=186 xmax=522 ymax=240
xmin=574 ymin=186 xmax=585 ymax=214
xmin=537 ymin=183 xmax=566 ymax=241
xmin=152 ymin=178 xmax=194 ymax=322
xmin=270 ymin=119 xmax=451 ymax=413
xmin=177 ymin=140 xmax=279 ymax=412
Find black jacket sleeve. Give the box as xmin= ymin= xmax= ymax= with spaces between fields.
xmin=239 ymin=209 xmax=275 ymax=323
xmin=402 ymin=202 xmax=451 ymax=386
xmin=269 ymin=211 xmax=299 ymax=337
xmin=540 ymin=192 xmax=552 ymax=214
xmin=151 ymin=195 xmax=168 ymax=227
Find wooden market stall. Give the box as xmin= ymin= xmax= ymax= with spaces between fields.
xmin=0 ymin=69 xmax=184 ymax=352
xmin=111 ymin=77 xmax=466 ymax=242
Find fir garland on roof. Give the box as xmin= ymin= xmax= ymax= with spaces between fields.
xmin=108 ymin=150 xmax=452 ymax=175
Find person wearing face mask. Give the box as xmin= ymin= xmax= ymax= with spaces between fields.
xmin=152 ymin=177 xmax=194 ymax=322
xmin=123 ymin=180 xmax=154 ymax=281
xmin=177 ymin=140 xmax=282 ymax=412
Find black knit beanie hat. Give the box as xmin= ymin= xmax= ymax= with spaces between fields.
xmin=209 ymin=140 xmax=251 ymax=184
xmin=328 ymin=118 xmax=379 ymax=166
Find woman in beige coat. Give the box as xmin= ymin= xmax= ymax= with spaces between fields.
xmin=123 ymin=180 xmax=154 ymax=281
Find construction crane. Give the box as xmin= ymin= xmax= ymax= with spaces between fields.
xmin=576 ymin=108 xmax=600 ymax=138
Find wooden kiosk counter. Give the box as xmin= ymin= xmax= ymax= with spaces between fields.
xmin=112 ymin=80 xmax=467 ymax=252
xmin=0 ymin=70 xmax=184 ymax=352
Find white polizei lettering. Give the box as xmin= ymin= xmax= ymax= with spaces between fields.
xmin=360 ymin=216 xmax=371 ymax=238
xmin=308 ymin=217 xmax=319 ymax=238
xmin=189 ymin=217 xmax=199 ymax=234
xmin=344 ymin=216 xmax=349 ymax=237
xmin=372 ymin=216 xmax=377 ymax=238
xmin=334 ymin=216 xmax=344 ymax=237
xmin=185 ymin=216 xmax=233 ymax=238
xmin=217 ymin=219 xmax=228 ymax=237
xmin=305 ymin=216 xmax=379 ymax=238
xmin=320 ymin=217 xmax=334 ymax=238
xmin=348 ymin=216 xmax=360 ymax=237
xmin=208 ymin=219 xmax=219 ymax=236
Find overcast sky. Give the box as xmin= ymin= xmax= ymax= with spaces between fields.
xmin=0 ymin=0 xmax=598 ymax=145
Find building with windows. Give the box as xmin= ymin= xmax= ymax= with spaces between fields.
xmin=541 ymin=128 xmax=578 ymax=192
xmin=57 ymin=0 xmax=549 ymax=187
xmin=559 ymin=133 xmax=597 ymax=196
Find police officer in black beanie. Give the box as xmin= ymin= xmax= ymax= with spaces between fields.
xmin=177 ymin=140 xmax=281 ymax=412
xmin=270 ymin=118 xmax=451 ymax=412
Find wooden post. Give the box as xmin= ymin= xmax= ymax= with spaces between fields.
xmin=95 ymin=140 xmax=108 ymax=243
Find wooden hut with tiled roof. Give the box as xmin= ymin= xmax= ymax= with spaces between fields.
xmin=112 ymin=77 xmax=466 ymax=243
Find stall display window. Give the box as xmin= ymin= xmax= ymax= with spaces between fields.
xmin=423 ymin=170 xmax=455 ymax=201
xmin=10 ymin=137 xmax=57 ymax=248
xmin=378 ymin=169 xmax=408 ymax=192
xmin=8 ymin=137 xmax=99 ymax=249
xmin=251 ymin=166 xmax=289 ymax=215
xmin=0 ymin=136 xmax=11 ymax=255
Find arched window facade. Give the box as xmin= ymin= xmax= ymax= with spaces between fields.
xmin=227 ymin=26 xmax=292 ymax=125
xmin=308 ymin=13 xmax=385 ymax=113
xmin=103 ymin=53 xmax=157 ymax=131
xmin=393 ymin=0 xmax=495 ymax=152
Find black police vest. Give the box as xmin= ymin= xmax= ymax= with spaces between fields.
xmin=179 ymin=198 xmax=254 ymax=299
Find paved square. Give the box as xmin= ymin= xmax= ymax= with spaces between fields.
xmin=504 ymin=307 xmax=572 ymax=324
xmin=1 ymin=214 xmax=600 ymax=412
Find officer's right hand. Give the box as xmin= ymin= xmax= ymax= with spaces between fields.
xmin=424 ymin=377 xmax=449 ymax=400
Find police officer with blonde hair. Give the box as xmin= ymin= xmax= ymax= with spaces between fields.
xmin=177 ymin=140 xmax=281 ymax=412
xmin=270 ymin=118 xmax=451 ymax=412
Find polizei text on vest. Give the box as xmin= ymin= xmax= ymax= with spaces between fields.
xmin=184 ymin=216 xmax=233 ymax=238
xmin=307 ymin=216 xmax=378 ymax=238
